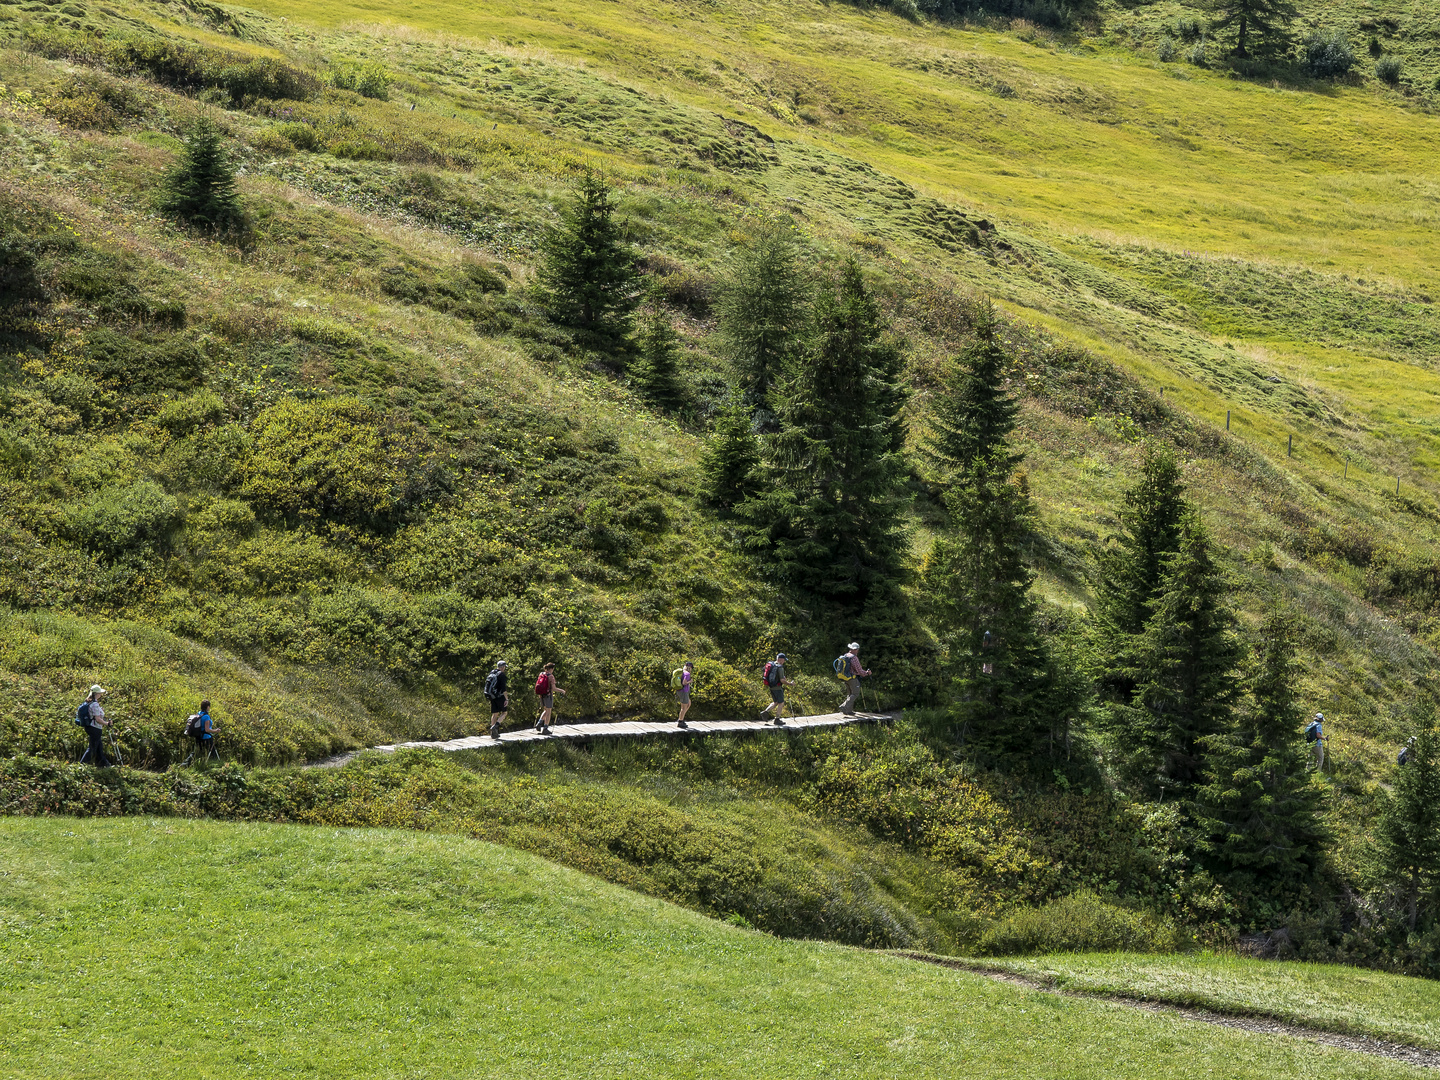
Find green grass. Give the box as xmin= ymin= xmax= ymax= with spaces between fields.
xmin=977 ymin=951 xmax=1440 ymax=1051
xmin=0 ymin=814 xmax=1425 ymax=1078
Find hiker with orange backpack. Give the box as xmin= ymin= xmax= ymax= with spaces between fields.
xmin=534 ymin=662 xmax=566 ymax=734
xmin=758 ymin=653 xmax=793 ymax=726
xmin=673 ymin=661 xmax=695 ymax=729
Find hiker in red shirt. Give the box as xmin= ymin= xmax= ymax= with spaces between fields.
xmin=534 ymin=662 xmax=566 ymax=734
xmin=838 ymin=642 xmax=871 ymax=715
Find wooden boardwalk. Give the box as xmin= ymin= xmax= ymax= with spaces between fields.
xmin=374 ymin=710 xmax=895 ymax=754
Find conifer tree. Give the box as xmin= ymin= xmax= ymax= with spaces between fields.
xmin=1193 ymin=615 xmax=1326 ymax=893
xmin=699 ymin=394 xmax=760 ymax=509
xmin=537 ymin=170 xmax=638 ymax=358
xmin=1377 ymin=720 xmax=1440 ymax=932
xmin=1198 ymin=0 xmax=1298 ymax=58
xmin=159 ymin=119 xmax=245 ymax=234
xmin=1098 ymin=447 xmax=1188 ymax=638
xmin=717 ymin=220 xmax=807 ymax=420
xmin=924 ymin=304 xmax=1020 ymax=480
xmin=633 ymin=291 xmax=685 ymax=412
xmin=1117 ymin=513 xmax=1242 ymax=798
xmin=925 ymin=459 xmax=1055 ymax=761
xmin=744 ymin=261 xmax=907 ymax=608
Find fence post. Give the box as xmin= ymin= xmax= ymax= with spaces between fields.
xmin=1287 ymin=434 xmax=1293 ymax=458
xmin=1226 ymin=410 xmax=1230 ymax=431
xmin=1344 ymin=459 xmax=1348 ymax=480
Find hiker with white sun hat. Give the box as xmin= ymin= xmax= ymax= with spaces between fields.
xmin=835 ymin=642 xmax=871 ymax=715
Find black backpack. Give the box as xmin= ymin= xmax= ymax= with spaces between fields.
xmin=74 ymin=701 xmax=92 ymax=727
xmin=484 ymin=669 xmax=501 ymax=699
xmin=184 ymin=714 xmax=204 ymax=738
xmin=1305 ymin=721 xmax=1321 ymax=743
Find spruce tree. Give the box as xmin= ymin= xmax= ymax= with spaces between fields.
xmin=925 ymin=459 xmax=1055 ymax=762
xmin=1198 ymin=0 xmax=1298 ymax=57
xmin=1117 ymin=513 xmax=1242 ymax=798
xmin=924 ymin=303 xmax=1020 ymax=480
xmin=1193 ymin=614 xmax=1326 ymax=896
xmin=700 ymin=394 xmax=760 ymax=509
xmin=1098 ymin=447 xmax=1188 ymax=639
xmin=717 ymin=220 xmax=807 ymax=420
xmin=537 ymin=170 xmax=638 ymax=358
xmin=159 ymin=119 xmax=245 ymax=234
xmin=744 ymin=261 xmax=908 ymax=608
xmin=1377 ymin=719 xmax=1440 ymax=932
xmin=634 ymin=291 xmax=685 ymax=412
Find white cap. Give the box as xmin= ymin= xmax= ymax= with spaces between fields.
xmin=1314 ymin=713 xmax=1324 ymax=721
xmin=848 ymin=642 xmax=860 ymax=651
xmin=90 ymin=684 xmax=107 ymax=696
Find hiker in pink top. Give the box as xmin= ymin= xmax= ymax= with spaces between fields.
xmin=838 ymin=642 xmax=871 ymax=715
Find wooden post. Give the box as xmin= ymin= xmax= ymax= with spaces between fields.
xmin=1398 ymin=477 xmax=1401 ymax=496
xmin=1226 ymin=410 xmax=1230 ymax=431
xmin=1344 ymin=459 xmax=1348 ymax=480
xmin=1287 ymin=434 xmax=1293 ymax=458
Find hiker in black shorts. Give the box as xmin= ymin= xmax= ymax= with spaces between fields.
xmin=484 ymin=660 xmax=509 ymax=740
xmin=758 ymin=653 xmax=794 ymax=726
xmin=534 ymin=662 xmax=565 ymax=734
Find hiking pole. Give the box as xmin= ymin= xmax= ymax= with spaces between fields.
xmin=107 ymin=724 xmax=123 ymax=768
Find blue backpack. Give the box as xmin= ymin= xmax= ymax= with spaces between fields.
xmin=1305 ymin=721 xmax=1321 ymax=743
xmin=75 ymin=701 xmax=93 ymax=727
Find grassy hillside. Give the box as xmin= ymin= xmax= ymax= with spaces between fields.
xmin=4 ymin=0 xmax=1440 ymax=965
xmin=0 ymin=814 xmax=1425 ymax=1079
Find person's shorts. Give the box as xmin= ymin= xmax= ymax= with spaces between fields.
xmin=487 ymin=697 xmax=506 ymax=714
xmin=769 ymin=686 xmax=785 ymax=704
xmin=676 ymin=689 xmax=691 ymax=705
xmin=539 ymin=693 xmax=554 ymax=709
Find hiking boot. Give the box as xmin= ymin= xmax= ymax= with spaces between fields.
xmin=773 ymin=716 xmax=785 ymax=726
xmin=678 ymin=720 xmax=688 ymax=729
xmin=759 ymin=710 xmax=771 ymax=720
xmin=489 ymin=723 xmax=501 ymax=740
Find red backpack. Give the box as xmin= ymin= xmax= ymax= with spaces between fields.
xmin=535 ymin=672 xmax=552 ymax=696
xmin=762 ymin=662 xmax=777 ymax=686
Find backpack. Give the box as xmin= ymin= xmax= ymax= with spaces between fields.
xmin=484 ymin=669 xmax=501 ymax=699
xmin=1305 ymin=721 xmax=1321 ymax=743
xmin=184 ymin=713 xmax=204 ymax=738
xmin=833 ymin=655 xmax=852 ymax=681
xmin=75 ymin=701 xmax=92 ymax=727
xmin=535 ymin=672 xmax=551 ymax=696
xmin=762 ymin=662 xmax=779 ymax=687
xmin=1399 ymin=747 xmax=1411 ymax=766
xmin=671 ymin=668 xmax=685 ymax=690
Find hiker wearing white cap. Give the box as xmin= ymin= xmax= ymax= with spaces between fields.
xmin=76 ymin=684 xmax=112 ymax=768
xmin=837 ymin=643 xmax=871 ymax=715
xmin=1305 ymin=712 xmax=1328 ymax=771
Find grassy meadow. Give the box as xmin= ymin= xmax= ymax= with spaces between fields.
xmin=0 ymin=814 xmax=1428 ymax=1079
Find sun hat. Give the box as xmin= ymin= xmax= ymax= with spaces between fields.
xmin=848 ymin=642 xmax=860 ymax=650
xmin=89 ymin=684 xmax=106 ymax=696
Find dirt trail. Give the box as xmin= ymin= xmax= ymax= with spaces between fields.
xmin=897 ymin=952 xmax=1440 ymax=1070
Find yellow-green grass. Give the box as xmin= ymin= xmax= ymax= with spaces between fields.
xmin=0 ymin=815 xmax=1424 ymax=1079
xmin=977 ymin=951 xmax=1440 ymax=1051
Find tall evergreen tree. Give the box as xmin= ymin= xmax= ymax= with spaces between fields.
xmin=717 ymin=220 xmax=807 ymax=421
xmin=1116 ymin=513 xmax=1242 ymax=798
xmin=1193 ymin=614 xmax=1326 ymax=895
xmin=1377 ymin=719 xmax=1440 ymax=932
xmin=923 ymin=304 xmax=1020 ymax=480
xmin=1198 ymin=0 xmax=1298 ymax=57
xmin=925 ymin=459 xmax=1055 ymax=761
xmin=633 ymin=291 xmax=685 ymax=412
xmin=1098 ymin=447 xmax=1188 ymax=639
xmin=537 ymin=170 xmax=638 ymax=358
xmin=743 ymin=261 xmax=908 ymax=608
xmin=159 ymin=119 xmax=245 ymax=234
xmin=699 ymin=394 xmax=760 ymax=509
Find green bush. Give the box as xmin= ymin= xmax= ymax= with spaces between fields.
xmin=1156 ymin=37 xmax=1178 ymax=63
xmin=1376 ymin=56 xmax=1403 ymax=86
xmin=1301 ymin=30 xmax=1355 ymax=79
xmin=64 ymin=480 xmax=181 ymax=559
xmin=275 ymin=121 xmax=322 ymax=152
xmin=241 ymin=396 xmax=438 ymax=531
xmin=329 ymin=60 xmax=391 ymax=100
xmin=977 ymin=891 xmax=1192 ymax=956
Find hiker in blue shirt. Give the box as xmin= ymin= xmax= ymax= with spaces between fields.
xmin=759 ymin=653 xmax=794 ymax=726
xmin=1306 ymin=713 xmax=1328 ymax=771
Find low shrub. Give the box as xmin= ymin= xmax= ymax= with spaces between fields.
xmin=329 ymin=60 xmax=391 ymax=100
xmin=64 ymin=479 xmax=181 ymax=559
xmin=1376 ymin=56 xmax=1403 ymax=86
xmin=275 ymin=121 xmax=322 ymax=152
xmin=977 ymin=891 xmax=1192 ymax=955
xmin=1186 ymin=41 xmax=1208 ymax=67
xmin=1156 ymin=37 xmax=1178 ymax=63
xmin=1301 ymin=30 xmax=1355 ymax=79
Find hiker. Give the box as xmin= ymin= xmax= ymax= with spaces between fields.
xmin=195 ymin=700 xmax=217 ymax=751
xmin=76 ymin=685 xmax=112 ymax=768
xmin=534 ymin=662 xmax=565 ymax=734
xmin=485 ymin=660 xmax=509 ymax=740
xmin=1306 ymin=712 xmax=1329 ymax=771
xmin=835 ymin=642 xmax=872 ymax=715
xmin=758 ymin=653 xmax=794 ymax=726
xmin=1399 ymin=736 xmax=1417 ymax=767
xmin=674 ymin=661 xmax=694 ymax=728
